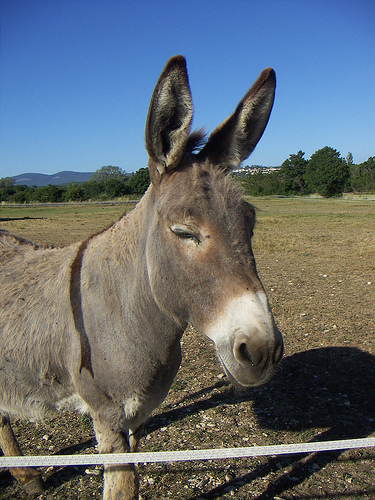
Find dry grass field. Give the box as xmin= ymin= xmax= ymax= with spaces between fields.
xmin=0 ymin=197 xmax=374 ymax=499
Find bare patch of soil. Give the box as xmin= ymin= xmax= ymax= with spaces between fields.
xmin=0 ymin=198 xmax=374 ymax=499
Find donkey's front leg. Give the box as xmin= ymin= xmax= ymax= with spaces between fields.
xmin=0 ymin=415 xmax=44 ymax=495
xmin=92 ymin=411 xmax=139 ymax=500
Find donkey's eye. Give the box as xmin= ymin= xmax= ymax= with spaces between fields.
xmin=170 ymin=225 xmax=200 ymax=244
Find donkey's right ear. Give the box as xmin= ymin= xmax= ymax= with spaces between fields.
xmin=146 ymin=55 xmax=193 ymax=186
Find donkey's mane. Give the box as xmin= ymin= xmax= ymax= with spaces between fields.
xmin=0 ymin=229 xmax=39 ymax=249
xmin=191 ymin=161 xmax=246 ymax=210
xmin=185 ymin=129 xmax=207 ymax=155
xmin=0 ymin=229 xmax=42 ymax=263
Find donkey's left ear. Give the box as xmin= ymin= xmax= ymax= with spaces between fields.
xmin=197 ymin=68 xmax=276 ymax=170
xmin=146 ymin=55 xmax=193 ymax=185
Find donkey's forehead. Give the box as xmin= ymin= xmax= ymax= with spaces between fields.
xmin=157 ymin=162 xmax=249 ymax=220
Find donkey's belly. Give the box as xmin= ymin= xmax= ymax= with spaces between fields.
xmin=0 ymin=356 xmax=75 ymax=421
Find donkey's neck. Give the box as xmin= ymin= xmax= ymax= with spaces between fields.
xmin=76 ymin=191 xmax=185 ymax=408
xmin=82 ymin=188 xmax=185 ymax=348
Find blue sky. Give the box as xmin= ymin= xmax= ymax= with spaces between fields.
xmin=1 ymin=0 xmax=374 ymax=177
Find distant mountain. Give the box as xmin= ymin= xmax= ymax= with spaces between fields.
xmin=12 ymin=171 xmax=95 ymax=187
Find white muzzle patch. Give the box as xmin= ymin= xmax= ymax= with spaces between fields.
xmin=205 ymin=291 xmax=282 ymax=387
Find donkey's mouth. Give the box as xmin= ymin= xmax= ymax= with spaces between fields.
xmin=216 ymin=351 xmax=272 ymax=388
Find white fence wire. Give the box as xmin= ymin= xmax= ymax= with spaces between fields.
xmin=1 ymin=437 xmax=374 ymax=468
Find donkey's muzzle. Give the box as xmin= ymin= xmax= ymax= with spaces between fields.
xmin=230 ymin=326 xmax=283 ymax=387
xmin=234 ymin=328 xmax=284 ymax=368
xmin=205 ymin=291 xmax=284 ymax=388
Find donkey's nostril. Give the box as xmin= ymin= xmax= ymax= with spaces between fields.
xmin=237 ymin=342 xmax=254 ymax=366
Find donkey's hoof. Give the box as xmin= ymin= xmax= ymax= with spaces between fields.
xmin=22 ymin=476 xmax=45 ymax=496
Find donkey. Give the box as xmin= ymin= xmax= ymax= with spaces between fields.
xmin=0 ymin=56 xmax=283 ymax=499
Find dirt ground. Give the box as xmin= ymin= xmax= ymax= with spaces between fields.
xmin=0 ymin=197 xmax=374 ymax=499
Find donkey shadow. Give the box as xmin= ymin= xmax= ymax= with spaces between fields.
xmin=152 ymin=346 xmax=375 ymax=436
xmin=251 ymin=346 xmax=375 ymax=438
xmin=246 ymin=346 xmax=375 ymax=500
xmin=174 ymin=346 xmax=375 ymax=499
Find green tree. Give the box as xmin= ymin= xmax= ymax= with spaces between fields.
xmin=304 ymin=147 xmax=350 ymax=197
xmin=128 ymin=168 xmax=150 ymax=195
xmin=350 ymin=157 xmax=375 ymax=193
xmin=84 ymin=180 xmax=106 ymax=199
xmin=12 ymin=185 xmax=29 ymax=203
xmin=0 ymin=177 xmax=15 ymax=189
xmin=91 ymin=165 xmax=126 ymax=182
xmin=241 ymin=171 xmax=264 ymax=196
xmin=0 ymin=185 xmax=14 ymax=202
xmin=32 ymin=184 xmax=64 ymax=203
xmin=64 ymin=182 xmax=85 ymax=202
xmin=104 ymin=178 xmax=130 ymax=199
xmin=241 ymin=170 xmax=282 ymax=196
xmin=279 ymin=150 xmax=307 ymax=194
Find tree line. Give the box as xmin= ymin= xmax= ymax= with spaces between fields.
xmin=1 ymin=147 xmax=374 ymax=203
xmin=0 ymin=166 xmax=150 ymax=203
xmin=238 ymin=147 xmax=375 ymax=197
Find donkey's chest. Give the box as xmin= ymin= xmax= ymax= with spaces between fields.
xmin=89 ymin=339 xmax=182 ymax=421
xmin=98 ymin=345 xmax=181 ymax=391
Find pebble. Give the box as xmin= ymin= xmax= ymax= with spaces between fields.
xmin=196 ymin=478 xmax=209 ymax=488
xmin=85 ymin=467 xmax=101 ymax=476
